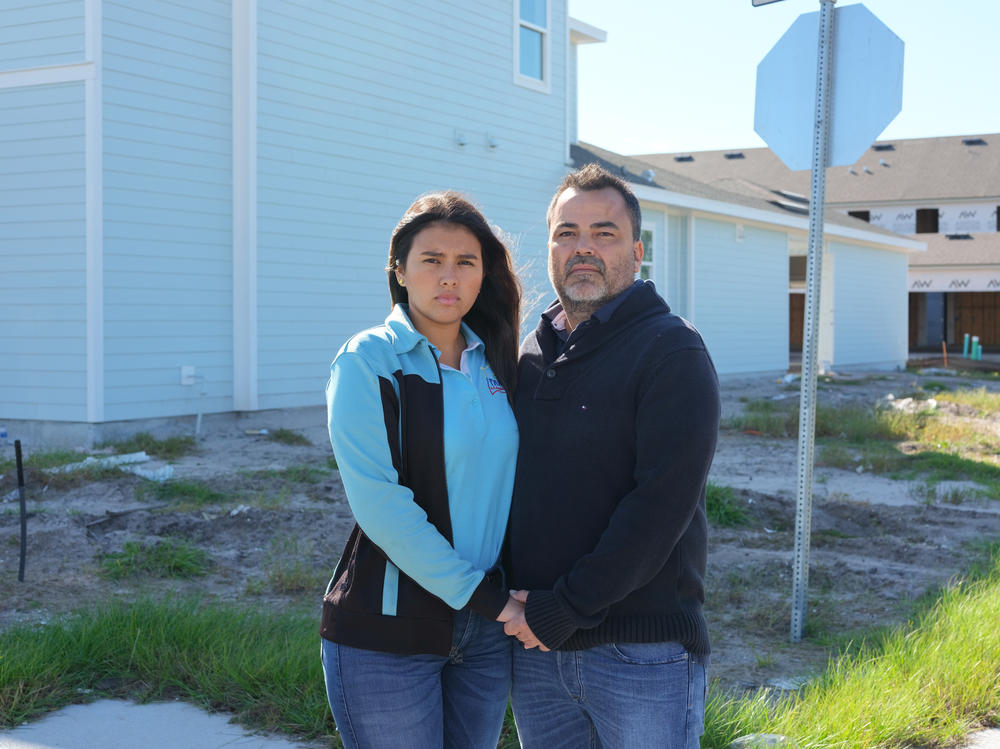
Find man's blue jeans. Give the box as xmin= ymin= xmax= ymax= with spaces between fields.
xmin=321 ymin=609 xmax=511 ymax=749
xmin=511 ymin=640 xmax=708 ymax=749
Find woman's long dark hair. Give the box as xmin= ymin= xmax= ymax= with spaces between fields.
xmin=387 ymin=192 xmax=521 ymax=401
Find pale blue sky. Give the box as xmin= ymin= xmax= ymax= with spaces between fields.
xmin=568 ymin=0 xmax=999 ymax=155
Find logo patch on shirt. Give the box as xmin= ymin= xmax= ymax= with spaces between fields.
xmin=486 ymin=376 xmax=506 ymax=395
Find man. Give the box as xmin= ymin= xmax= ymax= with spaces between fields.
xmin=504 ymin=163 xmax=721 ymax=748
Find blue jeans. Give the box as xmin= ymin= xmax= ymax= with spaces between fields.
xmin=321 ymin=609 xmax=511 ymax=749
xmin=511 ymin=641 xmax=708 ymax=749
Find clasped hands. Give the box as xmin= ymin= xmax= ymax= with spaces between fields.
xmin=496 ymin=590 xmax=550 ymax=651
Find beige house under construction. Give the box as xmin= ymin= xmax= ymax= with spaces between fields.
xmin=637 ymin=133 xmax=1000 ymax=351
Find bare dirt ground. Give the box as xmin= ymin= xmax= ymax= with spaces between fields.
xmin=2 ymin=365 xmax=1000 ymax=696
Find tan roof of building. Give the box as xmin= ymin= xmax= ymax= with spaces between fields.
xmin=908 ymin=232 xmax=1000 ymax=267
xmin=633 ymin=133 xmax=1000 ymax=204
xmin=572 ymin=142 xmax=899 ymax=236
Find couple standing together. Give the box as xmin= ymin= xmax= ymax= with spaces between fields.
xmin=321 ymin=164 xmax=721 ymax=749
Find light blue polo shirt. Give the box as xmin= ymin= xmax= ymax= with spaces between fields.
xmin=433 ymin=324 xmax=518 ymax=572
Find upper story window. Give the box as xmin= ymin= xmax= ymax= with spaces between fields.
xmin=515 ymin=0 xmax=550 ymax=93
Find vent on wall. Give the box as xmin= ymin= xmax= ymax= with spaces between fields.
xmin=946 ymin=233 xmax=973 ymax=240
xmin=962 ymin=138 xmax=987 ymax=146
xmin=774 ymin=189 xmax=808 ymax=204
xmin=724 ymin=152 xmax=745 ymax=159
xmin=872 ymin=143 xmax=895 ymax=151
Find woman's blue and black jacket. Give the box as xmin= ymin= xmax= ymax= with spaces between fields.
xmin=320 ymin=306 xmax=508 ymax=656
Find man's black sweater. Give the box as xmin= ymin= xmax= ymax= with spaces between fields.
xmin=507 ymin=282 xmax=720 ymax=654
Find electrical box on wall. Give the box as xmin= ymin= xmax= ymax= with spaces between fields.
xmin=180 ymin=365 xmax=196 ymax=386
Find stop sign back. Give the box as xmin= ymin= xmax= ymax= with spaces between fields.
xmin=754 ymin=3 xmax=904 ymax=171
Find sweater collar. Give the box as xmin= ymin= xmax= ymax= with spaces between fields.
xmin=540 ymin=280 xmax=668 ymax=342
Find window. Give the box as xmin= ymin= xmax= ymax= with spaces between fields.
xmin=639 ymin=228 xmax=654 ymax=281
xmin=515 ymin=0 xmax=549 ymax=92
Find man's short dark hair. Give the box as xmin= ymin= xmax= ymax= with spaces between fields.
xmin=546 ymin=163 xmax=642 ymax=242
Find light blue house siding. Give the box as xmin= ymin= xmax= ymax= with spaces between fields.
xmin=101 ymin=0 xmax=233 ymax=421
xmin=0 ymin=0 xmax=84 ymax=71
xmin=1 ymin=0 xmax=581 ymax=429
xmin=691 ymin=217 xmax=788 ymax=375
xmin=0 ymin=81 xmax=87 ymax=421
xmin=830 ymin=241 xmax=908 ymax=369
xmin=256 ymin=0 xmax=568 ymax=409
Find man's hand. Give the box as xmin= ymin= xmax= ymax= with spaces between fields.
xmin=503 ymin=590 xmax=550 ymax=651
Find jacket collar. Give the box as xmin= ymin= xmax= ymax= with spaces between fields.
xmin=384 ymin=304 xmax=484 ymax=356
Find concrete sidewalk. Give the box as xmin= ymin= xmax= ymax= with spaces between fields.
xmin=0 ymin=699 xmax=326 ymax=749
xmin=1 ymin=699 xmax=997 ymax=749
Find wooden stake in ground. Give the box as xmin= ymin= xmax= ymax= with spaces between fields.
xmin=942 ymin=340 xmax=948 ymax=368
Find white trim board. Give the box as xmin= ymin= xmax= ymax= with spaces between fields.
xmin=85 ymin=0 xmax=104 ymax=423
xmin=232 ymin=0 xmax=258 ymax=412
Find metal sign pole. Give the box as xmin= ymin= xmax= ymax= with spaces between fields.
xmin=791 ymin=0 xmax=836 ymax=643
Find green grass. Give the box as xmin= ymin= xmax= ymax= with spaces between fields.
xmin=935 ymin=386 xmax=1000 ymax=417
xmin=246 ymin=536 xmax=325 ymax=595
xmin=703 ymin=548 xmax=1000 ymax=748
xmin=0 ymin=598 xmax=333 ymax=741
xmin=99 ymin=432 xmax=197 ymax=461
xmin=135 ymin=479 xmax=228 ymax=508
xmin=247 ymin=464 xmax=328 ymax=485
xmin=706 ymin=483 xmax=749 ymax=527
xmin=737 ymin=396 xmax=1000 ymax=491
xmin=97 ymin=538 xmax=212 ymax=580
xmin=4 ymin=550 xmax=1000 ymax=748
xmin=266 ymin=428 xmax=312 ymax=447
xmin=0 ymin=449 xmax=90 ymax=475
xmin=726 ymin=400 xmax=921 ymax=441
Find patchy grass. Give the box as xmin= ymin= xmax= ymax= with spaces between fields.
xmin=1 ymin=449 xmax=93 ymax=475
xmin=246 ymin=536 xmax=324 ymax=595
xmin=99 ymin=432 xmax=197 ymax=461
xmin=727 ymin=400 xmax=921 ymax=441
xmin=248 ymin=465 xmax=329 ymax=485
xmin=136 ymin=480 xmax=228 ymax=508
xmin=936 ymin=386 xmax=1000 ymax=417
xmin=740 ymin=396 xmax=1000 ymax=492
xmin=703 ymin=548 xmax=1000 ymax=749
xmin=706 ymin=483 xmax=749 ymax=527
xmin=726 ymin=399 xmax=798 ymax=437
xmin=267 ymin=429 xmax=312 ymax=447
xmin=246 ymin=486 xmax=291 ymax=510
xmin=97 ymin=538 xmax=211 ymax=580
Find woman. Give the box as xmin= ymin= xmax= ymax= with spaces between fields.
xmin=321 ymin=192 xmax=522 ymax=748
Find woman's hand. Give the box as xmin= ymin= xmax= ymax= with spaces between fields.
xmin=496 ymin=594 xmax=524 ymax=623
xmin=497 ymin=590 xmax=549 ymax=651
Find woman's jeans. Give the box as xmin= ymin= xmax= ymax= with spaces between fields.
xmin=321 ymin=609 xmax=511 ymax=749
xmin=511 ymin=640 xmax=708 ymax=749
